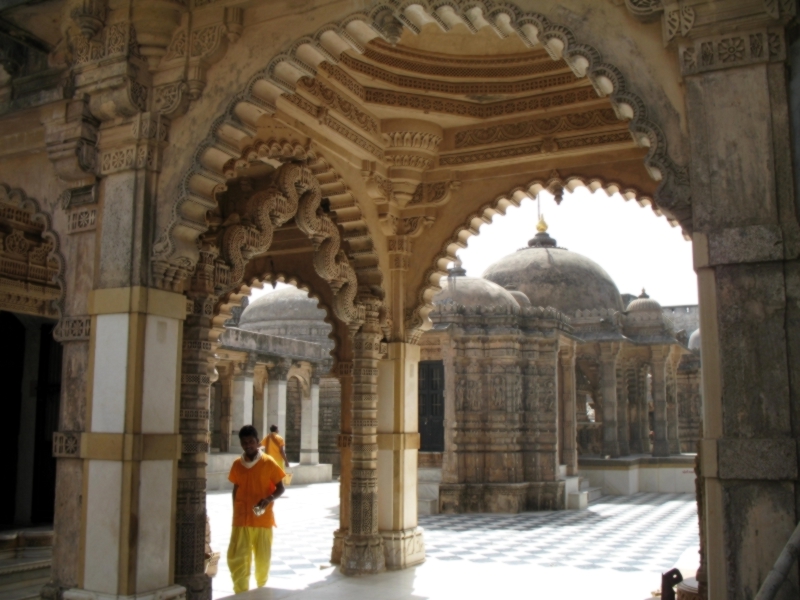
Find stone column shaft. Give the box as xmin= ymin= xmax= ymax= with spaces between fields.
xmin=300 ymin=375 xmax=320 ymax=465
xmin=559 ymin=342 xmax=578 ymax=476
xmin=229 ymin=361 xmax=254 ymax=449
xmin=651 ymin=348 xmax=670 ymax=457
xmin=616 ymin=360 xmax=630 ymax=457
xmin=341 ymin=300 xmax=385 ymax=575
xmin=599 ymin=343 xmax=621 ymax=458
xmin=377 ymin=342 xmax=425 ymax=569
xmin=666 ymin=350 xmax=682 ymax=454
xmin=266 ymin=362 xmax=289 ymax=439
xmin=331 ymin=360 xmax=353 ymax=565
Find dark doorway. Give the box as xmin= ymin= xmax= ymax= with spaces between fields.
xmin=31 ymin=323 xmax=61 ymax=523
xmin=418 ymin=361 xmax=444 ymax=452
xmin=0 ymin=312 xmax=25 ymax=526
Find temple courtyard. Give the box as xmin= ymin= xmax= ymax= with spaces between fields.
xmin=208 ymin=482 xmax=699 ymax=600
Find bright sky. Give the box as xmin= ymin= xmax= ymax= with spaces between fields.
xmin=251 ymin=188 xmax=698 ymax=307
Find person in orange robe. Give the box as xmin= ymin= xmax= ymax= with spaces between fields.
xmin=227 ymin=425 xmax=285 ymax=593
xmin=261 ymin=424 xmax=289 ymax=469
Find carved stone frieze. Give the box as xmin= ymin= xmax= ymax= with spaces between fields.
xmin=679 ymin=28 xmax=785 ymax=76
xmin=54 ymin=316 xmax=92 ymax=341
xmin=454 ymin=108 xmax=619 ymax=149
xmin=294 ymin=77 xmax=379 ymax=134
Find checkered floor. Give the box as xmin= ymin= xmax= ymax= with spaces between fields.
xmin=208 ymin=483 xmax=698 ymax=597
xmin=420 ymin=493 xmax=699 ymax=572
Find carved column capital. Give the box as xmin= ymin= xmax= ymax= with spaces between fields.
xmin=267 ymin=359 xmax=290 ymax=381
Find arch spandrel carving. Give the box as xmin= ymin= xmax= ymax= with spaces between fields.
xmin=0 ymin=184 xmax=67 ymax=328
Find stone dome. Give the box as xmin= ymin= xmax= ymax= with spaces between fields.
xmin=626 ymin=290 xmax=662 ymax=313
xmin=508 ymin=290 xmax=531 ymax=308
xmin=433 ymin=269 xmax=519 ymax=311
xmin=688 ymin=328 xmax=701 ymax=352
xmin=482 ymin=224 xmax=623 ymax=316
xmin=238 ymin=286 xmax=331 ymax=345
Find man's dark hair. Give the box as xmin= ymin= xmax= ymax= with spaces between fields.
xmin=238 ymin=425 xmax=259 ymax=440
xmin=270 ymin=425 xmax=278 ymax=433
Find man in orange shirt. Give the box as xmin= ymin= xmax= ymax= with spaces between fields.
xmin=227 ymin=425 xmax=285 ymax=593
xmin=261 ymin=424 xmax=289 ymax=469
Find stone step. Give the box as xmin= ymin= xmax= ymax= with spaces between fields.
xmin=417 ymin=498 xmax=438 ymax=516
xmin=587 ymin=487 xmax=604 ymax=503
xmin=417 ymin=467 xmax=442 ymax=483
xmin=0 ymin=558 xmax=51 ymax=590
xmin=0 ymin=579 xmax=48 ymax=600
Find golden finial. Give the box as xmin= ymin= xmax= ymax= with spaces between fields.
xmin=536 ymin=214 xmax=548 ymax=233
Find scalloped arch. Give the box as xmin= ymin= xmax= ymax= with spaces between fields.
xmin=214 ymin=273 xmax=340 ymax=362
xmin=152 ymin=0 xmax=691 ymax=294
xmin=0 ymin=183 xmax=67 ymax=328
xmin=404 ymin=175 xmax=675 ymax=342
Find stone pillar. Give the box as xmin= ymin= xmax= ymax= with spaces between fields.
xmin=616 ymin=357 xmax=631 ymax=457
xmin=300 ymin=372 xmax=320 ymax=465
xmin=377 ymin=342 xmax=425 ymax=569
xmin=229 ymin=359 xmax=254 ymax=449
xmin=266 ymin=361 xmax=289 ymax=438
xmin=252 ymin=364 xmax=268 ymax=442
xmin=558 ymin=341 xmax=578 ymax=475
xmin=681 ymin=18 xmax=800 ymax=595
xmin=666 ymin=348 xmax=682 ymax=455
xmin=177 ymin=287 xmax=216 ymax=600
xmin=217 ymin=364 xmax=232 ymax=453
xmin=650 ymin=347 xmax=670 ymax=457
xmin=331 ymin=360 xmax=353 ymax=565
xmin=15 ymin=321 xmax=42 ymax=524
xmin=628 ymin=363 xmax=649 ymax=454
xmin=341 ymin=299 xmax=385 ymax=575
xmin=69 ymin=287 xmax=186 ymax=600
xmin=599 ymin=342 xmax=620 ymax=458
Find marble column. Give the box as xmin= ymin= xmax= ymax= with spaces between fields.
xmin=341 ymin=299 xmax=385 ymax=575
xmin=266 ymin=361 xmax=289 ymax=438
xmin=217 ymin=365 xmax=233 ymax=453
xmin=558 ymin=341 xmax=578 ymax=475
xmin=229 ymin=359 xmax=254 ymax=449
xmin=650 ymin=347 xmax=669 ymax=457
xmin=377 ymin=342 xmax=425 ymax=569
xmin=616 ymin=358 xmax=631 ymax=457
xmin=73 ymin=287 xmax=186 ymax=600
xmin=599 ymin=342 xmax=621 ymax=458
xmin=300 ymin=372 xmax=320 ymax=465
xmin=666 ymin=349 xmax=682 ymax=455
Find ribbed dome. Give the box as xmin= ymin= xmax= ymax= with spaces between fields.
xmin=688 ymin=328 xmax=701 ymax=352
xmin=482 ymin=229 xmax=623 ymax=316
xmin=626 ymin=290 xmax=662 ymax=313
xmin=433 ymin=274 xmax=519 ymax=311
xmin=238 ymin=287 xmax=330 ymax=345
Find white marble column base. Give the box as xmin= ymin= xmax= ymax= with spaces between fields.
xmin=63 ymin=584 xmax=186 ymax=600
xmin=381 ymin=527 xmax=425 ymax=570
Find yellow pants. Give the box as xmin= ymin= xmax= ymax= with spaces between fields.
xmin=227 ymin=526 xmax=273 ymax=593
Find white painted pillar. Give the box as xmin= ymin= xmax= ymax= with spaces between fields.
xmin=300 ymin=374 xmax=320 ymax=465
xmin=377 ymin=342 xmax=425 ymax=569
xmin=229 ymin=361 xmax=254 ymax=450
xmin=267 ymin=361 xmax=289 ymax=438
xmin=251 ymin=364 xmax=268 ymax=442
xmin=15 ymin=321 xmax=41 ymax=524
xmin=70 ymin=287 xmax=184 ymax=600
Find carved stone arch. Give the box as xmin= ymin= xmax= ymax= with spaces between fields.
xmin=404 ymin=175 xmax=674 ymax=342
xmin=0 ymin=184 xmax=67 ymax=330
xmin=152 ymin=0 xmax=691 ymax=297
